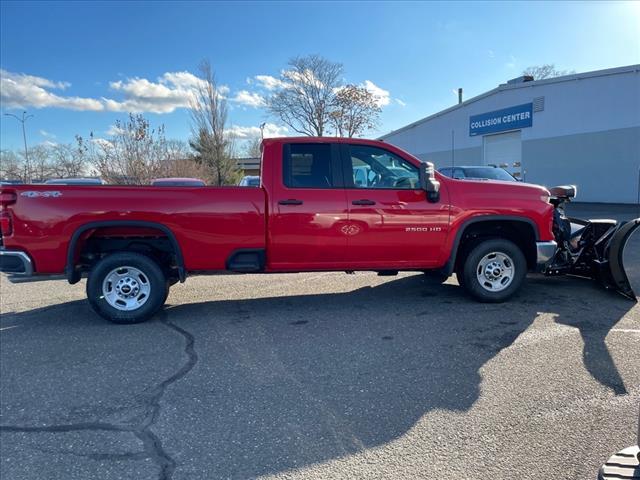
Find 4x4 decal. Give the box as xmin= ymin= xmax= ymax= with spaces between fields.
xmin=20 ymin=191 xmax=62 ymax=198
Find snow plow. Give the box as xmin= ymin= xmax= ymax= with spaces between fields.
xmin=544 ymin=185 xmax=639 ymax=300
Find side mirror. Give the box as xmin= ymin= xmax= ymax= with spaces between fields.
xmin=419 ymin=162 xmax=440 ymax=203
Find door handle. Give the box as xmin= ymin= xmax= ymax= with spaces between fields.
xmin=352 ymin=199 xmax=376 ymax=206
xmin=279 ymin=199 xmax=304 ymax=205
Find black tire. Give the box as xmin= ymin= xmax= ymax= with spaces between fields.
xmin=86 ymin=252 xmax=168 ymax=324
xmin=455 ymin=266 xmax=466 ymax=289
xmin=461 ymin=238 xmax=526 ymax=302
xmin=162 ymin=282 xmax=171 ymax=303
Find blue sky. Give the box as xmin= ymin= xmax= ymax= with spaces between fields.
xmin=1 ymin=0 xmax=638 ymax=151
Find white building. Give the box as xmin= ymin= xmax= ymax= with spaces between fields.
xmin=380 ymin=65 xmax=640 ymax=204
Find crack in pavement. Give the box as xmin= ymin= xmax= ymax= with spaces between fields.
xmin=34 ymin=446 xmax=149 ymax=462
xmin=0 ymin=314 xmax=198 ymax=480
xmin=0 ymin=422 xmax=128 ymax=433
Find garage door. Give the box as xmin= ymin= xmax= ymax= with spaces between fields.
xmin=483 ymin=130 xmax=522 ymax=179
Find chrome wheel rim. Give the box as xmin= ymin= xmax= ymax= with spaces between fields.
xmin=102 ymin=266 xmax=151 ymax=311
xmin=476 ymin=252 xmax=515 ymax=292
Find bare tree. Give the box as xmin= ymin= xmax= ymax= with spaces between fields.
xmin=243 ymin=137 xmax=262 ymax=158
xmin=522 ymin=64 xmax=575 ymax=80
xmin=267 ymin=55 xmax=343 ymax=136
xmin=189 ymin=59 xmax=240 ymax=185
xmin=28 ymin=145 xmax=53 ymax=182
xmin=330 ymin=84 xmax=381 ymax=138
xmin=50 ymin=137 xmax=89 ymax=178
xmin=2 ymin=120 xmax=197 ymax=185
xmin=158 ymin=140 xmax=211 ymax=182
xmin=162 ymin=156 xmax=212 ymax=182
xmin=88 ymin=114 xmax=176 ymax=184
xmin=0 ymin=150 xmax=24 ymax=181
xmin=1 ymin=140 xmax=90 ymax=182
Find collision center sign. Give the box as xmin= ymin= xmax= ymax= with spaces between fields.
xmin=469 ymin=103 xmax=533 ymax=136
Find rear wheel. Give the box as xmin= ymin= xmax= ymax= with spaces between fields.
xmin=86 ymin=252 xmax=168 ymax=324
xmin=461 ymin=238 xmax=526 ymax=302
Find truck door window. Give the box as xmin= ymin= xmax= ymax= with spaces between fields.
xmin=282 ymin=143 xmax=333 ymax=188
xmin=283 ymin=144 xmax=334 ymax=188
xmin=348 ymin=145 xmax=419 ymax=189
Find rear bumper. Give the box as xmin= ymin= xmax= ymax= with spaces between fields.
xmin=0 ymin=249 xmax=33 ymax=276
xmin=536 ymin=240 xmax=557 ymax=269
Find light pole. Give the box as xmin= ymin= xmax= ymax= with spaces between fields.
xmin=4 ymin=111 xmax=34 ymax=182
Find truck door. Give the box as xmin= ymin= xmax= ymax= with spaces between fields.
xmin=342 ymin=143 xmax=449 ymax=269
xmin=267 ymin=142 xmax=349 ymax=270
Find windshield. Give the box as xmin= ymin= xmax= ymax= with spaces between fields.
xmin=463 ymin=168 xmax=516 ymax=181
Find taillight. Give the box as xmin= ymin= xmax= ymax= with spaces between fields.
xmin=0 ymin=190 xmax=17 ymax=207
xmin=0 ymin=211 xmax=12 ymax=236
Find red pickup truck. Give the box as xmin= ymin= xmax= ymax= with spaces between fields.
xmin=1 ymin=137 xmax=638 ymax=323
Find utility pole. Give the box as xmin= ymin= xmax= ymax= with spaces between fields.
xmin=259 ymin=122 xmax=266 ymax=141
xmin=4 ymin=111 xmax=34 ymax=182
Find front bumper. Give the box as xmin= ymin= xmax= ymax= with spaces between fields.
xmin=536 ymin=240 xmax=557 ymax=270
xmin=0 ymin=249 xmax=33 ymax=276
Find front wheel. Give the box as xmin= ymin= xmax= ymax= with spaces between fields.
xmin=86 ymin=252 xmax=169 ymax=324
xmin=461 ymin=239 xmax=526 ymax=302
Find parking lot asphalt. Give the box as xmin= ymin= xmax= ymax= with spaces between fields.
xmin=1 ymin=204 xmax=639 ymax=480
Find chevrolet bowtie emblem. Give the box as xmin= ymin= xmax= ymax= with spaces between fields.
xmin=341 ymin=224 xmax=361 ymax=236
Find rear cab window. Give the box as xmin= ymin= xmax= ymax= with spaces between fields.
xmin=282 ymin=143 xmax=342 ymax=188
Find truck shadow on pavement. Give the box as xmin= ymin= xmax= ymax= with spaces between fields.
xmin=0 ymin=274 xmax=636 ymax=479
xmin=153 ymin=274 xmax=635 ymax=478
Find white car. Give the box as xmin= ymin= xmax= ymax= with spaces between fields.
xmin=238 ymin=176 xmax=260 ymax=187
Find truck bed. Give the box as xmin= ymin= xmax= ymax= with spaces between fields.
xmin=1 ymin=185 xmax=266 ymax=274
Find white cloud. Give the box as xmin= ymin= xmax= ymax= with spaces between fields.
xmin=104 ymin=71 xmax=228 ymax=114
xmin=0 ymin=69 xmax=104 ymax=111
xmin=1 ymin=68 xmax=391 ymax=120
xmin=505 ymin=55 xmax=517 ymax=69
xmin=283 ymin=69 xmax=325 ymax=89
xmin=254 ymin=70 xmax=325 ymax=91
xmin=251 ymin=75 xmax=392 ymax=108
xmin=362 ymin=80 xmax=390 ymax=107
xmin=106 ymin=124 xmax=126 ymax=136
xmin=91 ymin=137 xmax=114 ymax=149
xmin=261 ymin=123 xmax=289 ymax=138
xmin=0 ymin=69 xmax=231 ymax=114
xmin=39 ymin=129 xmax=56 ymax=139
xmin=231 ymin=90 xmax=266 ymax=108
xmin=395 ymin=99 xmax=407 ymax=107
xmin=254 ymin=74 xmax=288 ymax=90
xmin=227 ymin=123 xmax=288 ymax=139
